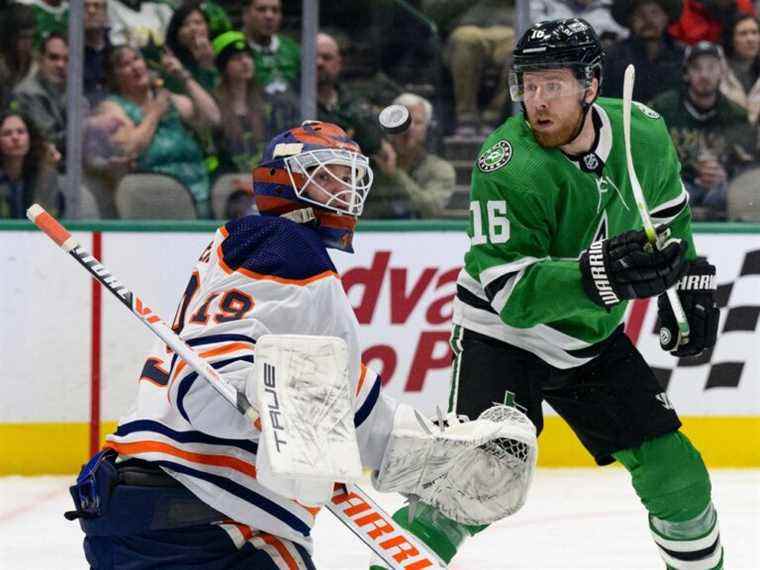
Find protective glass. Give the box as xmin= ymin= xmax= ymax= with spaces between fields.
xmin=285 ymin=148 xmax=374 ymax=216
xmin=509 ymin=67 xmax=592 ymax=102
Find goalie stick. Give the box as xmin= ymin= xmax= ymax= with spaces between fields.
xmin=26 ymin=204 xmax=445 ymax=570
xmin=622 ymin=64 xmax=690 ymax=346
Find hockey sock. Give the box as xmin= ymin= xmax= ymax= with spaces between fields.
xmin=368 ymin=502 xmax=486 ymax=568
xmin=614 ymin=431 xmax=723 ymax=569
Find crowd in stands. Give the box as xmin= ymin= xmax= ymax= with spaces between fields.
xmin=0 ymin=0 xmax=757 ymax=222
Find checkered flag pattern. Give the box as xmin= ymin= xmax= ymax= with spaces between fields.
xmin=651 ymin=249 xmax=760 ymax=391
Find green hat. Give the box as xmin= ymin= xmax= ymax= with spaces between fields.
xmin=212 ymin=31 xmax=251 ymax=72
xmin=611 ymin=0 xmax=683 ymax=28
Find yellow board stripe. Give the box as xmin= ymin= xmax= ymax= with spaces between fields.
xmin=1 ymin=418 xmax=758 ymax=475
xmin=536 ymin=416 xmax=760 ymax=468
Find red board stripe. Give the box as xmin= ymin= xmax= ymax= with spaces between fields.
xmin=90 ymin=232 xmax=102 ymax=457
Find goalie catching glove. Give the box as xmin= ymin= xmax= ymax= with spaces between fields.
xmin=373 ymin=404 xmax=537 ymax=526
xmin=657 ymin=259 xmax=719 ymax=357
xmin=580 ymin=226 xmax=688 ymax=310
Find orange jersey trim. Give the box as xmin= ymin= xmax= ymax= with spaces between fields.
xmin=216 ymin=224 xmax=339 ymax=286
xmin=236 ymin=267 xmax=338 ymax=286
xmin=260 ymin=533 xmax=300 ymax=570
xmin=105 ymin=440 xmax=257 ymax=479
xmin=356 ymin=364 xmax=368 ymax=396
xmin=170 ymin=342 xmax=254 ymax=384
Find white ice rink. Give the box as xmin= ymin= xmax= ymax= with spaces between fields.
xmin=1 ymin=468 xmax=758 ymax=570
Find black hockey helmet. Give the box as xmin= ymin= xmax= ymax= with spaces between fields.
xmin=509 ymin=18 xmax=605 ymax=101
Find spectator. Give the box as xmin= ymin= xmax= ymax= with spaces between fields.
xmin=211 ymin=30 xmax=298 ymax=176
xmin=604 ymin=0 xmax=685 ymax=101
xmin=82 ymin=106 xmax=131 ymax=218
xmin=425 ymin=0 xmax=516 ymax=137
xmin=106 ymin=0 xmax=173 ymax=49
xmin=197 ymin=1 xmax=231 ymax=39
xmin=367 ymin=93 xmax=457 ymax=219
xmin=650 ymin=41 xmax=756 ymax=218
xmin=316 ymin=31 xmax=384 ymax=158
xmin=242 ymin=0 xmax=300 ymax=94
xmin=13 ymin=32 xmax=84 ymax=166
xmin=15 ymin=0 xmax=69 ymax=47
xmin=720 ymin=13 xmax=760 ymax=122
xmin=0 ymin=4 xmax=37 ymax=105
xmin=97 ymin=45 xmax=220 ymax=217
xmin=531 ymin=0 xmax=630 ymax=46
xmin=84 ymin=0 xmax=111 ymax=105
xmin=668 ymin=0 xmax=755 ymax=45
xmin=164 ymin=0 xmax=220 ymax=94
xmin=0 ymin=109 xmax=61 ymax=218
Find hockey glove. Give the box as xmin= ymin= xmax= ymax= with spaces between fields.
xmin=657 ymin=259 xmax=719 ymax=357
xmin=579 ymin=227 xmax=687 ymax=310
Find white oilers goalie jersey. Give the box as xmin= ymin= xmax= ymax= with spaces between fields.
xmin=105 ymin=215 xmax=397 ymax=552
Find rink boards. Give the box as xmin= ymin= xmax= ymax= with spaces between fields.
xmin=1 ymin=221 xmax=758 ymax=474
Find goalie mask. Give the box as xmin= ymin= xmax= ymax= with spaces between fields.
xmin=253 ymin=121 xmax=374 ymax=253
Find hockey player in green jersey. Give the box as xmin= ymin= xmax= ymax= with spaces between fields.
xmin=372 ymin=18 xmax=723 ymax=570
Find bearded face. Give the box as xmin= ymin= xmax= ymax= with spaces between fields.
xmin=522 ymin=69 xmax=592 ymax=148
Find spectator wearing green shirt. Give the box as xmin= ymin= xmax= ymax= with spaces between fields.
xmin=15 ymin=0 xmax=68 ymax=48
xmin=164 ymin=0 xmax=219 ymax=93
xmin=242 ymin=0 xmax=299 ymax=94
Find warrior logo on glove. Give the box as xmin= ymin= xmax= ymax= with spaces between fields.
xmin=580 ymin=226 xmax=688 ymax=311
xmin=657 ymin=259 xmax=719 ymax=357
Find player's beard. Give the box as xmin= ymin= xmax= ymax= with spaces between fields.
xmin=528 ymin=104 xmax=586 ymax=148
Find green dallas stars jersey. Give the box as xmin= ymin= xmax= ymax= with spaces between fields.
xmin=453 ymin=97 xmax=697 ymax=369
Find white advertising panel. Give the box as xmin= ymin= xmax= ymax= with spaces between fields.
xmin=1 ymin=229 xmax=758 ymax=424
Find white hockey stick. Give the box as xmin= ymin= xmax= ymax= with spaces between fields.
xmin=622 ymin=65 xmax=690 ymax=345
xmin=26 ymin=204 xmax=445 ymax=570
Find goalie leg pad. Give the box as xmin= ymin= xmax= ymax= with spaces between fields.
xmin=247 ymin=334 xmax=362 ymax=504
xmin=614 ymin=431 xmax=722 ymax=569
xmin=373 ymin=404 xmax=537 ymax=525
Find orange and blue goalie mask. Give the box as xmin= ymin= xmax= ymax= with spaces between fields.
xmin=253 ymin=122 xmax=374 ymax=252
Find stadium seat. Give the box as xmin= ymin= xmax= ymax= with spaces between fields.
xmin=727 ymin=167 xmax=760 ymax=222
xmin=115 ymin=173 xmax=197 ymax=219
xmin=211 ymin=173 xmax=255 ymax=220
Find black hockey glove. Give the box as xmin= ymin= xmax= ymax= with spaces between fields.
xmin=656 ymin=259 xmax=719 ymax=358
xmin=579 ymin=227 xmax=688 ymax=311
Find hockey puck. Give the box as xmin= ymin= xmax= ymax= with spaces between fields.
xmin=378 ymin=104 xmax=411 ymax=134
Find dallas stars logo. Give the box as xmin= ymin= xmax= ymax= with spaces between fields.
xmin=634 ymin=102 xmax=660 ymax=120
xmin=478 ymin=140 xmax=512 ymax=172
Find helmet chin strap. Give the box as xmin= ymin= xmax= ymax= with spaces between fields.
xmin=280 ymin=207 xmax=316 ymax=224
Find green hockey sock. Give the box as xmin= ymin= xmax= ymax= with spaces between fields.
xmin=614 ymin=432 xmax=723 ymax=569
xmin=369 ymin=502 xmax=485 ymax=568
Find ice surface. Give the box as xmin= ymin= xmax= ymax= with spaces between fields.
xmin=1 ymin=469 xmax=757 ymax=569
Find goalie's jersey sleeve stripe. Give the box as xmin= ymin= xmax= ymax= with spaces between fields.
xmin=106 ymin=439 xmax=258 ymax=478
xmin=354 ymin=375 xmax=381 ymax=428
xmin=113 ymin=419 xmax=259 ymax=454
xmin=217 ymin=216 xmax=338 ymax=283
xmin=255 ymin=533 xmax=304 ymax=570
xmin=146 ymin=459 xmax=313 ymax=536
xmin=171 ymin=342 xmax=254 ymax=384
xmin=175 ymin=355 xmax=255 ymax=423
xmin=168 ymin=333 xmax=256 ymax=376
xmin=356 ymin=364 xmax=368 ymax=395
